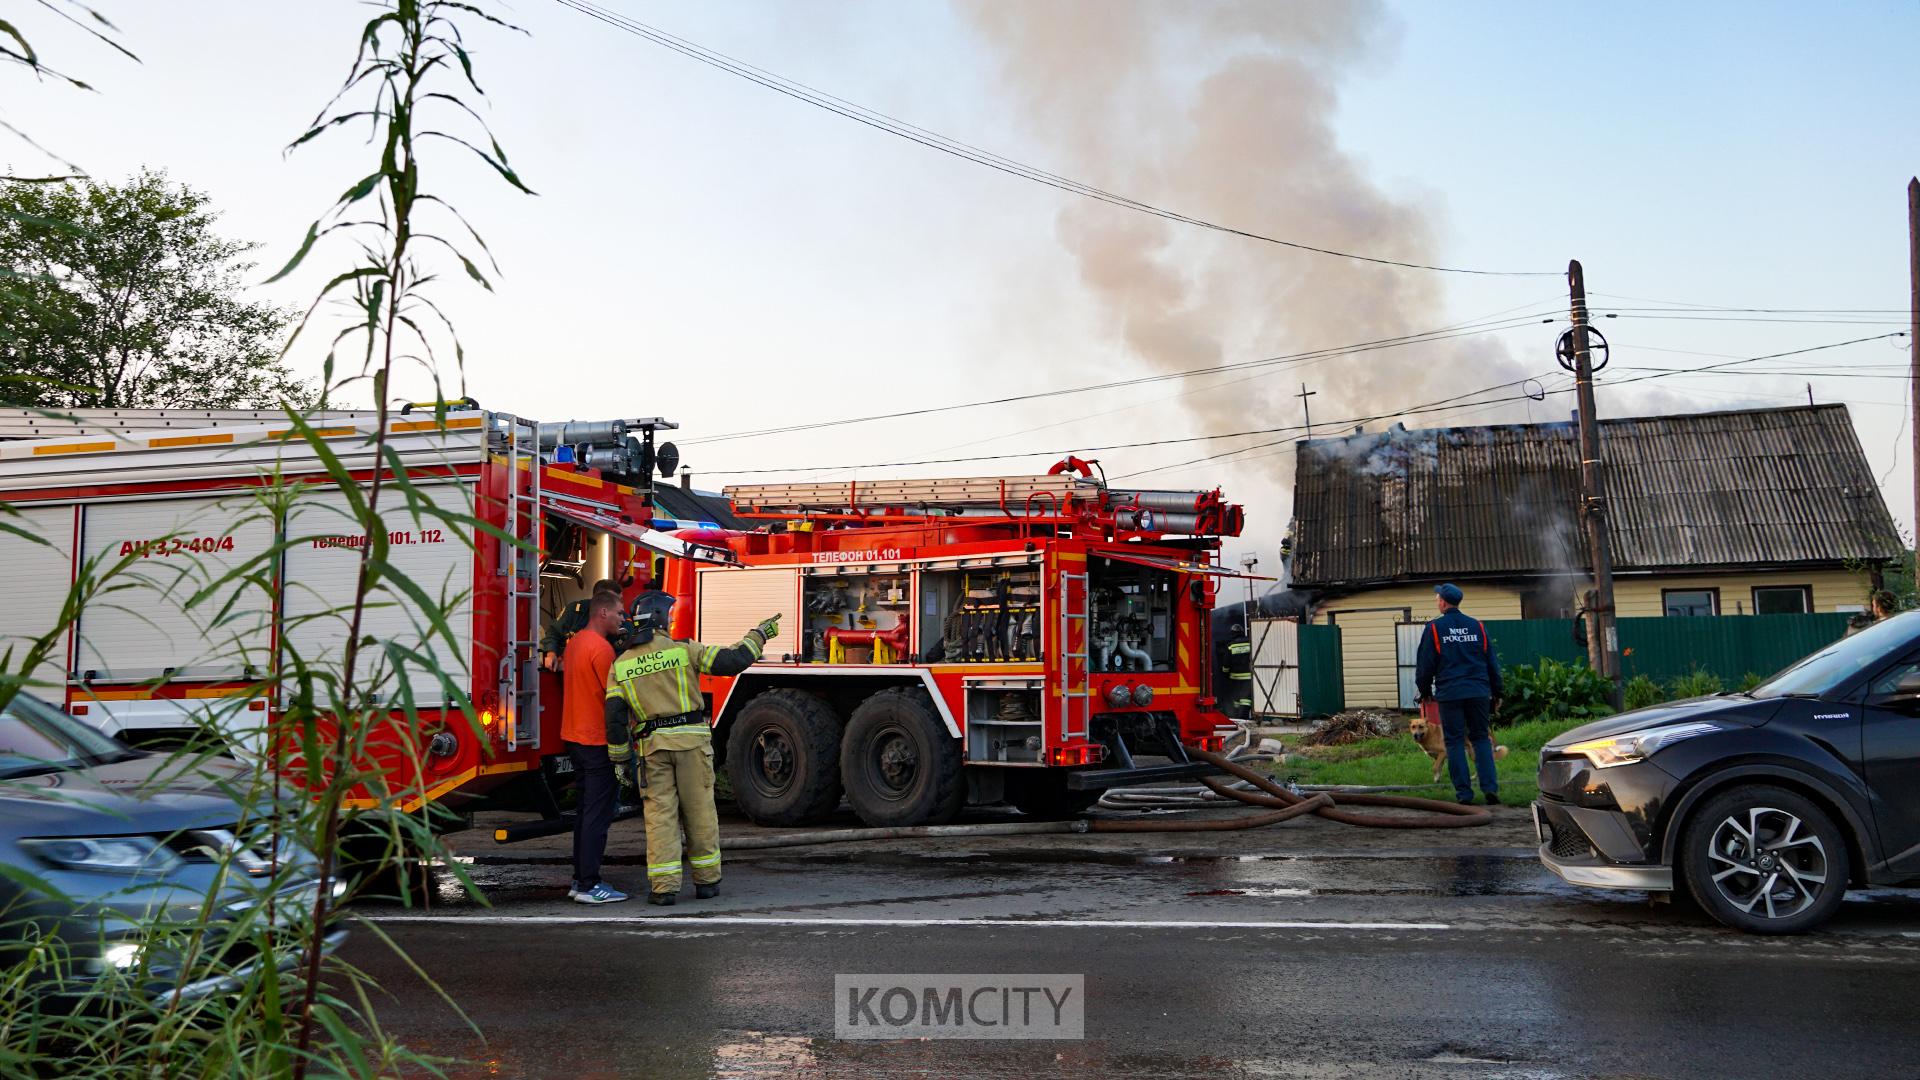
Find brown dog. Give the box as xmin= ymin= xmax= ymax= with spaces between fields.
xmin=1409 ymin=714 xmax=1508 ymax=783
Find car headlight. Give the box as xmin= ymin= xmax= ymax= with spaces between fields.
xmin=19 ymin=836 xmax=183 ymax=875
xmin=1561 ymin=722 xmax=1723 ymax=769
xmin=101 ymin=942 xmax=143 ymax=971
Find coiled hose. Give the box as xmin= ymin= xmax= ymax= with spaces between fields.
xmin=723 ymin=732 xmax=1483 ymax=850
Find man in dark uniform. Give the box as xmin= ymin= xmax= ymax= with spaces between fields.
xmin=540 ymin=578 xmax=625 ymax=671
xmin=1414 ymin=583 xmax=1505 ymax=806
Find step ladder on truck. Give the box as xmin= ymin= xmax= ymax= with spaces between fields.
xmin=613 ymin=458 xmax=1269 ymax=832
xmin=0 ymin=404 xmax=735 ymax=828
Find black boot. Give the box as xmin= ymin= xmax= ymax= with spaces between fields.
xmin=695 ymin=882 xmax=720 ymax=900
xmin=647 ymin=892 xmax=676 ymax=907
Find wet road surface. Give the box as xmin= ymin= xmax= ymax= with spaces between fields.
xmin=347 ymin=839 xmax=1920 ymax=1079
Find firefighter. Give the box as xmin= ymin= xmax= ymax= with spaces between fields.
xmin=540 ymin=578 xmax=627 ymax=671
xmin=604 ymin=592 xmax=779 ymax=906
xmin=1219 ymin=621 xmax=1254 ymax=720
xmin=1414 ymin=583 xmax=1505 ymax=807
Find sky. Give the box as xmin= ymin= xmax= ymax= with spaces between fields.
xmin=9 ymin=1 xmax=1917 ymax=567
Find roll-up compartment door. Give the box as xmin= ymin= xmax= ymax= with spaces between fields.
xmin=282 ymin=482 xmax=474 ymax=706
xmin=697 ymin=566 xmax=797 ymax=654
xmin=0 ymin=505 xmax=75 ymax=689
xmin=76 ymin=496 xmax=276 ymax=681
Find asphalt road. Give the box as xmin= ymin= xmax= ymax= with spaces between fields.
xmin=346 ymin=827 xmax=1920 ymax=1080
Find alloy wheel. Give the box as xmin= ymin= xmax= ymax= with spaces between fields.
xmin=1706 ymin=806 xmax=1829 ymax=921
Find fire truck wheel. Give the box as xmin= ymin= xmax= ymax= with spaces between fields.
xmin=841 ymin=687 xmax=964 ymax=828
xmin=1007 ymin=773 xmax=1101 ymax=819
xmin=726 ymin=688 xmax=845 ymax=826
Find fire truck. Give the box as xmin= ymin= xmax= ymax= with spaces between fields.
xmin=0 ymin=405 xmax=727 ymax=817
xmin=0 ymin=407 xmax=1254 ymax=832
xmin=657 ymin=462 xmax=1255 ymax=827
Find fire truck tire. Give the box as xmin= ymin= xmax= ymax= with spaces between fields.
xmin=726 ymin=688 xmax=845 ymax=827
xmin=841 ymin=687 xmax=964 ymax=828
xmin=1007 ymin=773 xmax=1101 ymax=819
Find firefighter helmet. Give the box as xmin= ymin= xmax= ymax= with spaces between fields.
xmin=629 ymin=590 xmax=676 ymax=631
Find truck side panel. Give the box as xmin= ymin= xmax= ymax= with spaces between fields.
xmin=74 ymin=494 xmax=275 ymax=682
xmin=0 ymin=503 xmax=74 ymax=690
xmin=284 ymin=481 xmax=476 ymax=706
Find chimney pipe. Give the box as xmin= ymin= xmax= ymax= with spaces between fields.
xmin=678 ymin=468 xmax=692 ymax=490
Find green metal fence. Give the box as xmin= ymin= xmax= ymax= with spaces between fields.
xmin=1298 ymin=623 xmax=1345 ymax=716
xmin=1483 ymin=612 xmax=1854 ymax=686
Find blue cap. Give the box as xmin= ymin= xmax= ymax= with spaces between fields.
xmin=1435 ymin=583 xmax=1464 ymax=605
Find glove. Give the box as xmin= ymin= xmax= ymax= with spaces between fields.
xmin=755 ymin=614 xmax=781 ymax=641
xmin=608 ymin=741 xmax=636 ymax=790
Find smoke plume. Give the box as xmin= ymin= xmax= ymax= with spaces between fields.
xmin=961 ymin=1 xmax=1532 ymax=552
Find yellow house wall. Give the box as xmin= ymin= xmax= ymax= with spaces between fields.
xmin=1610 ymin=569 xmax=1873 ymax=618
xmin=1313 ymin=583 xmax=1526 ymax=710
xmin=1313 ymin=570 xmax=1875 ymax=710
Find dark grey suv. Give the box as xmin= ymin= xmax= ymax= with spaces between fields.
xmin=0 ymin=692 xmax=343 ymax=1002
xmin=1536 ymin=612 xmax=1920 ymax=933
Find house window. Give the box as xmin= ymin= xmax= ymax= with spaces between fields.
xmin=1751 ymin=585 xmax=1813 ymax=616
xmin=1663 ymin=588 xmax=1719 ymax=617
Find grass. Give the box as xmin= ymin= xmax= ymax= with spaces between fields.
xmin=1270 ymin=717 xmax=1593 ymax=806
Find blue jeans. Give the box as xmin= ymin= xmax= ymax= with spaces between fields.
xmin=1437 ymin=697 xmax=1498 ymax=802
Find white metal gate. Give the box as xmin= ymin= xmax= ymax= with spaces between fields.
xmin=1396 ymin=622 xmax=1425 ymax=709
xmin=1249 ymin=617 xmax=1299 ymax=717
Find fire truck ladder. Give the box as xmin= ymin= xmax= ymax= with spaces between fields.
xmin=1058 ymin=570 xmax=1091 ymax=741
xmin=500 ymin=415 xmax=542 ymax=752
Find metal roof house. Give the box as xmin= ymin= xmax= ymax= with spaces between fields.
xmin=1287 ymin=404 xmax=1903 ymax=708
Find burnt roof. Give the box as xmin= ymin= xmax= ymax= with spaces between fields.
xmin=1290 ymin=404 xmax=1902 ymax=589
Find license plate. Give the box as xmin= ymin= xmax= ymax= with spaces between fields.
xmin=1530 ymin=802 xmax=1547 ymax=844
xmin=551 ymin=756 xmax=574 ymax=775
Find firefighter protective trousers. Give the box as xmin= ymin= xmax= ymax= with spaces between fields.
xmin=643 ymin=744 xmax=722 ymax=892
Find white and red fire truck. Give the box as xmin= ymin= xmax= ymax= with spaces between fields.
xmin=0 ymin=405 xmax=723 ymax=817
xmin=0 ymin=408 xmax=1254 ymax=832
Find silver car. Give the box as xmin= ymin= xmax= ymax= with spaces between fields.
xmin=0 ymin=692 xmax=344 ymax=1004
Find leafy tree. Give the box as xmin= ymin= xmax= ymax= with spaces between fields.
xmin=0 ymin=169 xmax=309 ymax=408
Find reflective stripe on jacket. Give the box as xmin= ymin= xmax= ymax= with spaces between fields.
xmin=605 ymin=629 xmax=768 ymax=752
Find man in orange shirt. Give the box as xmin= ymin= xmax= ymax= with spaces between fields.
xmin=563 ymin=592 xmax=627 ymax=904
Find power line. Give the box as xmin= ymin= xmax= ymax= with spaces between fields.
xmin=685 ymin=312 xmax=1558 ymax=446
xmin=1590 ymin=291 xmax=1906 ymax=314
xmin=549 ymin=0 xmax=1558 ymax=277
xmin=1595 ymin=312 xmax=1907 ymax=326
xmin=709 ymin=373 xmax=1563 ymax=476
xmin=1597 ymin=332 xmax=1908 ymax=389
xmin=704 ymin=333 xmax=1907 ymax=480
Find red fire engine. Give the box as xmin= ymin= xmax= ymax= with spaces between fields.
xmin=0 ymin=408 xmax=1253 ymax=834
xmin=646 ymin=461 xmax=1254 ymax=828
xmin=0 ymin=405 xmax=727 ymax=818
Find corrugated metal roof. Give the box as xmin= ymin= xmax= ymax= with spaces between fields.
xmin=1290 ymin=404 xmax=1902 ymax=588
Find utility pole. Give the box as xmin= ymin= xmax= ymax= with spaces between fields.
xmin=1909 ymin=177 xmax=1919 ymax=589
xmin=1567 ymin=260 xmax=1622 ymax=707
xmin=1296 ymin=383 xmax=1317 ymax=440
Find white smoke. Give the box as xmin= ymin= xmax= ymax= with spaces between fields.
xmin=960 ymin=1 xmax=1533 ymax=553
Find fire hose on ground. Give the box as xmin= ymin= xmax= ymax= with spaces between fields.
xmin=719 ymin=743 xmax=1487 ymax=851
